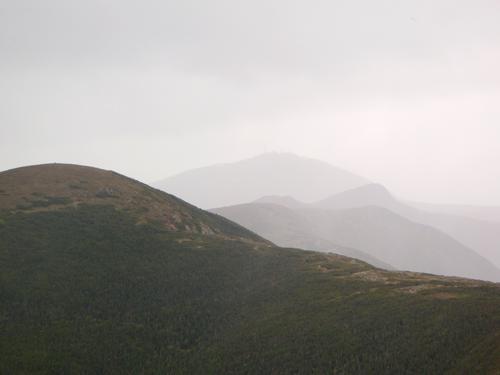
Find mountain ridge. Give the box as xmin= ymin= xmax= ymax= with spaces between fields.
xmin=250 ymin=182 xmax=500 ymax=271
xmin=214 ymin=200 xmax=500 ymax=282
xmin=211 ymin=202 xmax=394 ymax=270
xmin=314 ymin=183 xmax=500 ymax=269
xmin=154 ymin=153 xmax=369 ymax=209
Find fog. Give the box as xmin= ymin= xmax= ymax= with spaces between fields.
xmin=1 ymin=0 xmax=500 ymax=205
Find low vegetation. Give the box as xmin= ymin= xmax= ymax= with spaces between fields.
xmin=1 ymin=205 xmax=499 ymax=374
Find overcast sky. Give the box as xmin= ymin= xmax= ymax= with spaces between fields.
xmin=1 ymin=0 xmax=500 ymax=205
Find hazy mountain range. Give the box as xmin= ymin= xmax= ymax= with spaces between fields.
xmin=311 ymin=183 xmax=500 ymax=270
xmin=154 ymin=153 xmax=500 ymax=280
xmin=154 ymin=153 xmax=369 ymax=209
xmin=212 ymin=201 xmax=500 ymax=282
xmin=212 ymin=202 xmax=394 ymax=270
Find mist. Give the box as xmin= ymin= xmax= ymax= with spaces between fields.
xmin=2 ymin=0 xmax=500 ymax=205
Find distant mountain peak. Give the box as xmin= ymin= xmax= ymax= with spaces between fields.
xmin=154 ymin=154 xmax=370 ymax=209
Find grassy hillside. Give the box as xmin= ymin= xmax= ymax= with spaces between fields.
xmin=0 ymin=163 xmax=265 ymax=242
xmin=1 ymin=205 xmax=500 ymax=374
xmin=1 ymin=164 xmax=500 ymax=374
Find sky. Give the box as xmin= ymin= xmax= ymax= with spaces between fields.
xmin=1 ymin=0 xmax=500 ymax=205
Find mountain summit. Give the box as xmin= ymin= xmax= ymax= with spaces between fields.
xmin=154 ymin=153 xmax=369 ymax=209
xmin=0 ymin=163 xmax=265 ymax=242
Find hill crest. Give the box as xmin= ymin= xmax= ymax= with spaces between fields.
xmin=0 ymin=163 xmax=266 ymax=243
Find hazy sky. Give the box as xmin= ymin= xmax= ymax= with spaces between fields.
xmin=1 ymin=0 xmax=500 ymax=205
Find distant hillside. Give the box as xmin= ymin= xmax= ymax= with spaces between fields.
xmin=316 ymin=184 xmax=500 ymax=269
xmin=211 ymin=203 xmax=394 ymax=270
xmin=304 ymin=206 xmax=500 ymax=281
xmin=214 ymin=202 xmax=500 ymax=282
xmin=154 ymin=153 xmax=369 ymax=209
xmin=1 ymin=164 xmax=500 ymax=373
